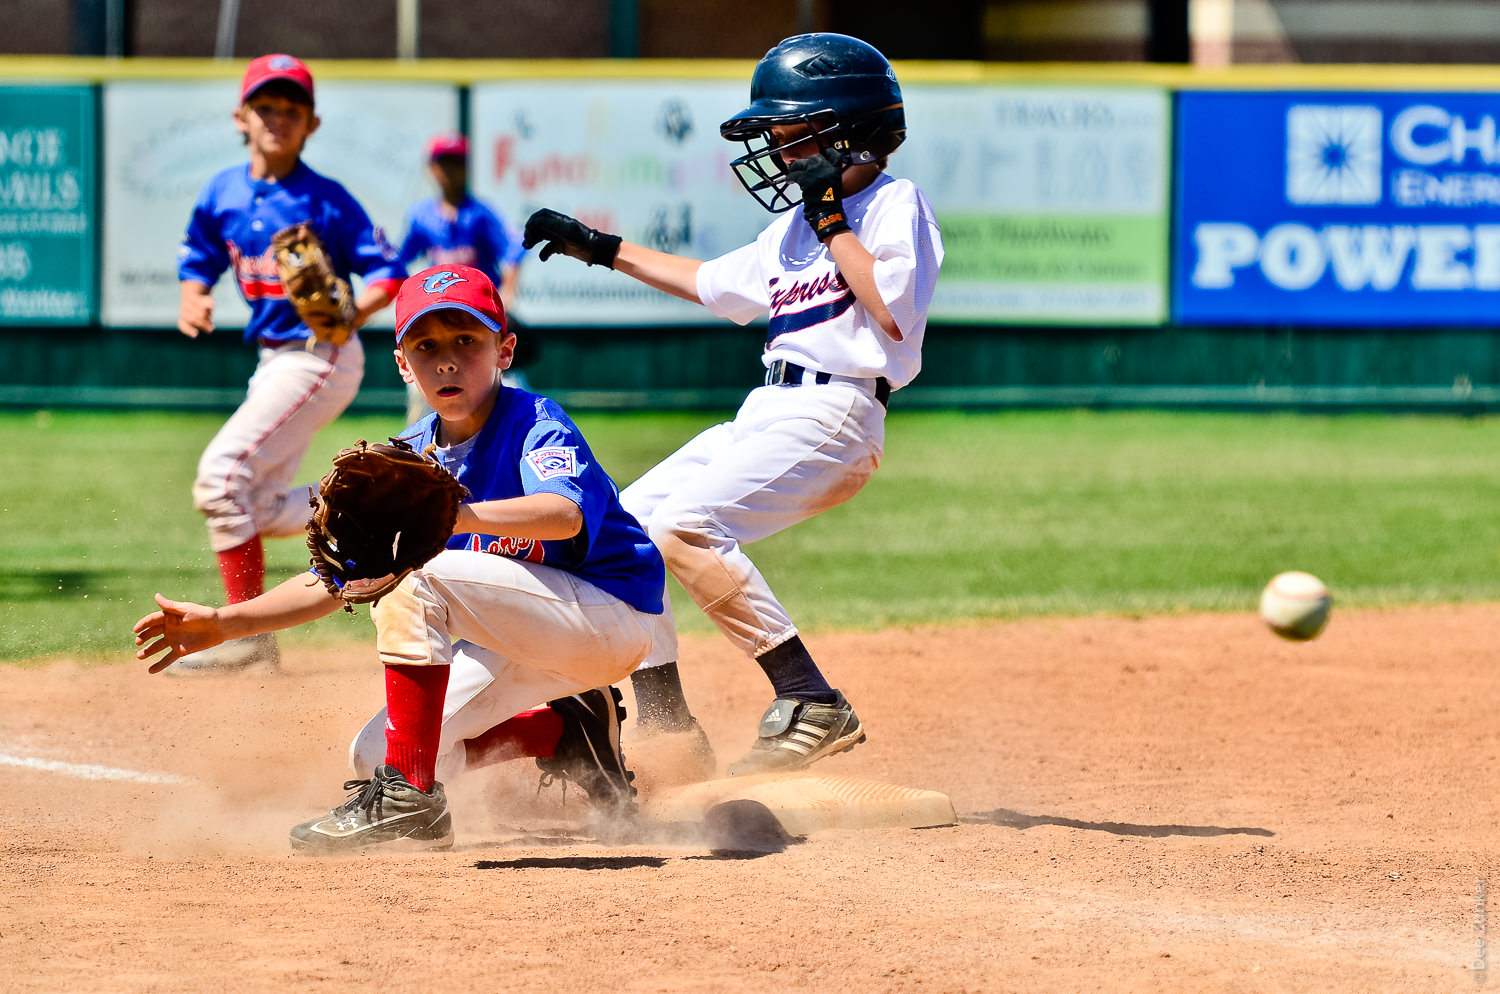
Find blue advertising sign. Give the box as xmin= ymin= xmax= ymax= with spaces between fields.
xmin=1174 ymin=91 xmax=1500 ymax=326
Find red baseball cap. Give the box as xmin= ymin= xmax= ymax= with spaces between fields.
xmin=427 ymin=132 xmax=469 ymax=161
xmin=241 ymin=54 xmax=315 ymax=105
xmin=395 ymin=265 xmax=507 ymax=340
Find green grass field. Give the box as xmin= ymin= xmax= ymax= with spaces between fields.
xmin=5 ymin=407 xmax=1500 ymax=662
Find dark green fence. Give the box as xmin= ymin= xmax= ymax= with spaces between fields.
xmin=5 ymin=323 xmax=1499 ymax=413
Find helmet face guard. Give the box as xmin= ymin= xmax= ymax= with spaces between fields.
xmin=724 ymin=111 xmax=847 ymax=214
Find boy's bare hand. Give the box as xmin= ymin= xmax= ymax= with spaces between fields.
xmin=133 ymin=593 xmax=227 ymax=674
xmin=178 ymin=294 xmax=215 ymax=338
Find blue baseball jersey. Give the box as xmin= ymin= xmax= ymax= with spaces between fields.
xmin=178 ymin=162 xmax=405 ymax=344
xmin=400 ymin=195 xmax=524 ymax=286
xmin=405 ymin=387 xmax=665 ymax=615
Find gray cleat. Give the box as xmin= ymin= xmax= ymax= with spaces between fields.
xmin=290 ymin=765 xmax=453 ymax=855
xmin=727 ymin=691 xmax=866 ymax=776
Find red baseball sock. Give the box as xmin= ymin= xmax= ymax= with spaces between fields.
xmin=216 ymin=537 xmax=265 ymax=604
xmin=383 ymin=664 xmax=450 ymax=792
xmin=463 ymin=707 xmax=565 ymax=771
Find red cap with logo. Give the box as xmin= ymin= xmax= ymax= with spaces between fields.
xmin=427 ymin=132 xmax=469 ymax=161
xmin=240 ymin=54 xmax=315 ymax=105
xmin=395 ymin=265 xmax=507 ymax=341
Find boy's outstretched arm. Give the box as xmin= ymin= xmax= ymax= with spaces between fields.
xmin=523 ymin=209 xmax=702 ymax=304
xmin=613 ymin=242 xmax=703 ymax=304
xmin=133 ymin=573 xmax=342 ymax=674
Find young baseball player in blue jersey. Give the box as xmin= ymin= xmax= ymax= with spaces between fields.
xmin=399 ymin=133 xmax=529 ymax=423
xmin=135 ymin=264 xmax=664 ymax=854
xmin=524 ymin=33 xmax=944 ymax=777
xmin=174 ymin=54 xmax=404 ymax=673
xmin=401 ymin=133 xmax=525 ymax=308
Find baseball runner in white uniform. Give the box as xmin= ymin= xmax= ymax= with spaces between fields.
xmin=524 ymin=32 xmax=944 ymax=776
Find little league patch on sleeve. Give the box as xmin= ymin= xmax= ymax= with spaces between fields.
xmin=524 ymin=446 xmax=579 ymax=480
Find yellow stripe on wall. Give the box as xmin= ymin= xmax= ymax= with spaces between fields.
xmin=0 ymin=56 xmax=1499 ymax=92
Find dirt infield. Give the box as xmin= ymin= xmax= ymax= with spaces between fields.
xmin=4 ymin=605 xmax=1496 ymax=993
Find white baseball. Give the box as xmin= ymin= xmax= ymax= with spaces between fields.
xmin=1259 ymin=571 xmax=1332 ymax=641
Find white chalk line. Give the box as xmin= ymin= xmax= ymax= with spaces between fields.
xmin=0 ymin=750 xmax=193 ymax=785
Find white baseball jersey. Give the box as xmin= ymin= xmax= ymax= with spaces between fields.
xmin=696 ymin=172 xmax=943 ymax=389
xmin=625 ymin=171 xmax=944 ymax=667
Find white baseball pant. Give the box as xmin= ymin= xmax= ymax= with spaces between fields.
xmin=193 ymin=337 xmax=364 ymax=552
xmin=348 ymin=549 xmax=655 ymax=783
xmin=620 ymin=381 xmax=885 ymax=666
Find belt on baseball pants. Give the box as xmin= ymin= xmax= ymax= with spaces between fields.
xmin=765 ymin=359 xmax=890 ymax=408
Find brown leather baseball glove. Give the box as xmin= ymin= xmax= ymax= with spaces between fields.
xmin=306 ymin=438 xmax=469 ymax=611
xmin=271 ymin=221 xmax=359 ymax=346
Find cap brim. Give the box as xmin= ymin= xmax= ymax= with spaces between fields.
xmin=396 ymin=301 xmax=503 ymax=340
xmin=243 ymin=75 xmax=313 ymax=104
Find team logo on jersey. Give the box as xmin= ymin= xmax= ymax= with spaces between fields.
xmin=524 ymin=446 xmax=578 ymax=481
xmin=468 ymin=532 xmax=545 ymax=563
xmin=227 ymin=240 xmax=285 ymax=300
xmin=422 ymin=270 xmax=466 ymax=294
xmin=430 ymin=246 xmax=479 ymax=266
xmin=769 ymin=268 xmax=849 ymax=315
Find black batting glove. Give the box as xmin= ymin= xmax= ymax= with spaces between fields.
xmin=787 ymin=148 xmax=851 ymax=241
xmin=523 ymin=208 xmax=622 ymax=269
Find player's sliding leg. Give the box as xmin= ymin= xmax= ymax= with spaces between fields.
xmin=730 ymin=638 xmax=865 ymax=776
xmin=627 ymin=395 xmax=878 ymax=774
xmin=623 ymin=598 xmax=716 ymax=780
xmin=649 ymin=521 xmax=866 ymax=775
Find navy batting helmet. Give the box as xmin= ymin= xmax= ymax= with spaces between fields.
xmin=721 ymin=33 xmax=906 ymax=213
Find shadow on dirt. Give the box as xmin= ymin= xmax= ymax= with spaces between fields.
xmin=474 ymin=856 xmax=670 ymax=871
xmin=964 ymin=808 xmax=1275 ymax=838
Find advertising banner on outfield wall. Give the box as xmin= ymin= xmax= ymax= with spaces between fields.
xmin=470 ymin=80 xmax=768 ymax=326
xmin=101 ymin=81 xmax=457 ymax=329
xmin=473 ymin=81 xmax=1172 ymax=327
xmin=1176 ymin=91 xmax=1500 ymax=326
xmin=0 ymin=87 xmax=96 ymax=325
xmin=901 ymin=86 xmax=1171 ymax=325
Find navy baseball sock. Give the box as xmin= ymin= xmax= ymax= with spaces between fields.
xmin=630 ymin=662 xmax=698 ymax=731
xmin=755 ymin=636 xmax=838 ymax=704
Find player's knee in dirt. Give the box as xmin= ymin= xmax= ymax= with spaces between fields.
xmin=371 ymin=572 xmax=442 ymax=666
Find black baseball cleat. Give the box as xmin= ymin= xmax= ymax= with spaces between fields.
xmin=289 ymin=765 xmax=453 ymax=855
xmin=536 ymin=686 xmax=637 ymax=814
xmin=726 ymin=691 xmax=866 ymax=776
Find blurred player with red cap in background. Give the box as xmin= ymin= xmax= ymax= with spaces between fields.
xmin=399 ymin=131 xmax=527 ymax=423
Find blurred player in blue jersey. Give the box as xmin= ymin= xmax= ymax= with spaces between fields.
xmin=400 ymin=133 xmax=527 ymax=422
xmin=174 ymin=53 xmax=404 ymax=673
